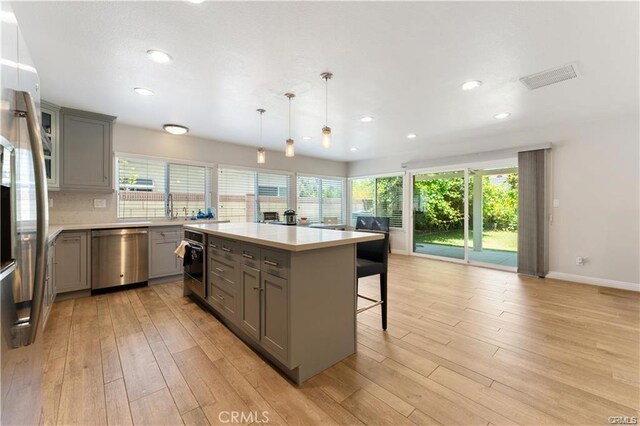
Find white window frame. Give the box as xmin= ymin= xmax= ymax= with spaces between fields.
xmin=295 ymin=173 xmax=347 ymax=224
xmin=217 ymin=164 xmax=294 ymax=222
xmin=348 ymin=172 xmax=406 ymax=230
xmin=115 ymin=152 xmax=215 ymax=219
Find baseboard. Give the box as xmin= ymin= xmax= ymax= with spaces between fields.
xmin=390 ymin=249 xmax=408 ymax=255
xmin=547 ymin=271 xmax=639 ymax=292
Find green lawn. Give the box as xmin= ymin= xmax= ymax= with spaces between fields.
xmin=415 ymin=229 xmax=517 ymax=252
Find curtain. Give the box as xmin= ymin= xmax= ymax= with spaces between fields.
xmin=517 ymin=149 xmax=549 ymax=277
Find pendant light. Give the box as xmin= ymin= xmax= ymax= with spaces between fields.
xmin=320 ymin=72 xmax=333 ymax=149
xmin=256 ymin=108 xmax=266 ymax=164
xmin=284 ymin=93 xmax=295 ymax=157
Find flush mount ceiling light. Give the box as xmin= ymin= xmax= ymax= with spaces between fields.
xmin=360 ymin=116 xmax=374 ymax=123
xmin=285 ymin=93 xmax=295 ymax=157
xmin=494 ymin=112 xmax=511 ymax=120
xmin=186 ymin=0 xmax=205 ymax=3
xmin=302 ymin=136 xmax=312 ymax=141
xmin=163 ymin=124 xmax=188 ymax=135
xmin=320 ymin=72 xmax=333 ymax=149
xmin=146 ymin=49 xmax=173 ymax=64
xmin=256 ymin=109 xmax=266 ymax=164
xmin=461 ymin=80 xmax=482 ymax=90
xmin=349 ymin=147 xmax=358 ymax=152
xmin=133 ymin=87 xmax=154 ymax=96
xmin=407 ymin=133 xmax=417 ymax=139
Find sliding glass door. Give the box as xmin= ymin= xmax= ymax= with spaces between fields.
xmin=412 ymin=165 xmax=518 ymax=269
xmin=468 ymin=168 xmax=518 ymax=267
xmin=412 ymin=170 xmax=466 ymax=260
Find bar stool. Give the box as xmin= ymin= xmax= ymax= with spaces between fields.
xmin=356 ymin=230 xmax=390 ymax=330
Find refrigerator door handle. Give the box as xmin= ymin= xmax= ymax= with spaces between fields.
xmin=12 ymin=90 xmax=48 ymax=347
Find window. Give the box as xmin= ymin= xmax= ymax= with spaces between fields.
xmin=218 ymin=167 xmax=291 ymax=222
xmin=296 ymin=176 xmax=345 ymax=223
xmin=350 ymin=175 xmax=404 ymax=228
xmin=116 ymin=156 xmax=211 ymax=219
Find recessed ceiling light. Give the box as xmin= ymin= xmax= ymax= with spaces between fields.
xmin=360 ymin=116 xmax=374 ymax=123
xmin=146 ymin=50 xmax=173 ymax=64
xmin=163 ymin=124 xmax=189 ymax=135
xmin=407 ymin=133 xmax=417 ymax=139
xmin=133 ymin=87 xmax=154 ymax=96
xmin=302 ymin=136 xmax=312 ymax=140
xmin=349 ymin=147 xmax=358 ymax=152
xmin=461 ymin=80 xmax=482 ymax=90
xmin=494 ymin=112 xmax=511 ymax=120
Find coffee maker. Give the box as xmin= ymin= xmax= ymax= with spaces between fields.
xmin=283 ymin=209 xmax=297 ymax=225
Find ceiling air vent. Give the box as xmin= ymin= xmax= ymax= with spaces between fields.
xmin=520 ymin=64 xmax=578 ymax=90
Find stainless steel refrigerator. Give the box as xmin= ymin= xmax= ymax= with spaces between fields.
xmin=1 ymin=2 xmax=49 ymax=424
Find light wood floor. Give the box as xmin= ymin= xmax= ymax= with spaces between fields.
xmin=42 ymin=255 xmax=640 ymax=426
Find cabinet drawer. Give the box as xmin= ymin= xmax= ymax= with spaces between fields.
xmin=209 ymin=253 xmax=239 ymax=286
xmin=240 ymin=244 xmax=261 ymax=268
xmin=209 ymin=275 xmax=237 ymax=320
xmin=209 ymin=237 xmax=240 ymax=261
xmin=150 ymin=227 xmax=181 ymax=241
xmin=261 ymin=248 xmax=289 ymax=279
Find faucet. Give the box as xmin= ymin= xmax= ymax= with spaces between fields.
xmin=183 ymin=207 xmax=188 ymax=220
xmin=167 ymin=193 xmax=175 ymax=220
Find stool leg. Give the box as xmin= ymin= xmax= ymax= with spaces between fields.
xmin=380 ymin=273 xmax=387 ymax=330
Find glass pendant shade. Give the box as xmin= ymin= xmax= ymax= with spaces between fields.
xmin=257 ymin=148 xmax=266 ymax=164
xmin=285 ymin=139 xmax=295 ymax=157
xmin=321 ymin=126 xmax=332 ymax=149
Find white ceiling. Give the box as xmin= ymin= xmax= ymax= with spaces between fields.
xmin=12 ymin=1 xmax=639 ymax=162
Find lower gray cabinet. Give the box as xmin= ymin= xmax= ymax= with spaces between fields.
xmin=43 ymin=239 xmax=56 ymax=328
xmin=149 ymin=227 xmax=182 ymax=278
xmin=55 ymin=231 xmax=89 ymax=293
xmin=240 ymin=264 xmax=261 ymax=340
xmin=261 ymin=272 xmax=288 ymax=362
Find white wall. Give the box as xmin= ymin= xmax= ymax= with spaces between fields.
xmin=49 ymin=123 xmax=347 ymax=224
xmin=348 ymin=114 xmax=640 ymax=288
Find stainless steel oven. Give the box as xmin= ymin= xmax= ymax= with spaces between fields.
xmin=183 ymin=230 xmax=205 ymax=298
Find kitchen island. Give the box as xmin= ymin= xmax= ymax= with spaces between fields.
xmin=183 ymin=222 xmax=383 ymax=384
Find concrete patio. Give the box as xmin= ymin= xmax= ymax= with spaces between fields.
xmin=414 ymin=243 xmax=517 ymax=267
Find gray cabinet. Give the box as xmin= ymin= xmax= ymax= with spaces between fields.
xmin=149 ymin=227 xmax=182 ymax=278
xmin=41 ymin=100 xmax=60 ymax=190
xmin=60 ymin=108 xmax=115 ymax=191
xmin=261 ymin=272 xmax=288 ymax=362
xmin=43 ymin=239 xmax=56 ymax=328
xmin=55 ymin=231 xmax=89 ymax=293
xmin=206 ymin=237 xmax=289 ymax=364
xmin=240 ymin=264 xmax=261 ymax=340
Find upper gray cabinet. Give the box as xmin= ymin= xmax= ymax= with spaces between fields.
xmin=60 ymin=107 xmax=115 ymax=192
xmin=41 ymin=100 xmax=60 ymax=190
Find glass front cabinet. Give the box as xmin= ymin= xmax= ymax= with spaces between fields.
xmin=41 ymin=100 xmax=60 ymax=189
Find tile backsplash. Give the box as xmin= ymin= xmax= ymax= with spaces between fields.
xmin=49 ymin=191 xmax=117 ymax=224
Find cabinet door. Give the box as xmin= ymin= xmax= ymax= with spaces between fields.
xmin=55 ymin=232 xmax=88 ymax=293
xmin=61 ymin=111 xmax=113 ymax=191
xmin=149 ymin=239 xmax=181 ymax=278
xmin=240 ymin=265 xmax=260 ymax=340
xmin=261 ymin=272 xmax=288 ymax=362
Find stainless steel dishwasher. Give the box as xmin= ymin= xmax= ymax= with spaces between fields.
xmin=91 ymin=228 xmax=148 ymax=290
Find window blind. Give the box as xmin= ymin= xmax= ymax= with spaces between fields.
xmin=296 ymin=176 xmax=344 ymax=223
xmin=350 ymin=176 xmax=403 ymax=228
xmin=169 ymin=163 xmax=206 ymax=216
xmin=117 ymin=157 xmax=167 ymax=218
xmin=218 ymin=167 xmax=290 ymax=222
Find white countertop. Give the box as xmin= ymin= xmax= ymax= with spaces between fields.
xmin=184 ymin=222 xmax=383 ymax=252
xmin=47 ymin=219 xmax=229 ymax=242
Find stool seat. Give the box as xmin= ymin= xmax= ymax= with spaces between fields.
xmin=357 ymin=258 xmax=385 ymax=278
